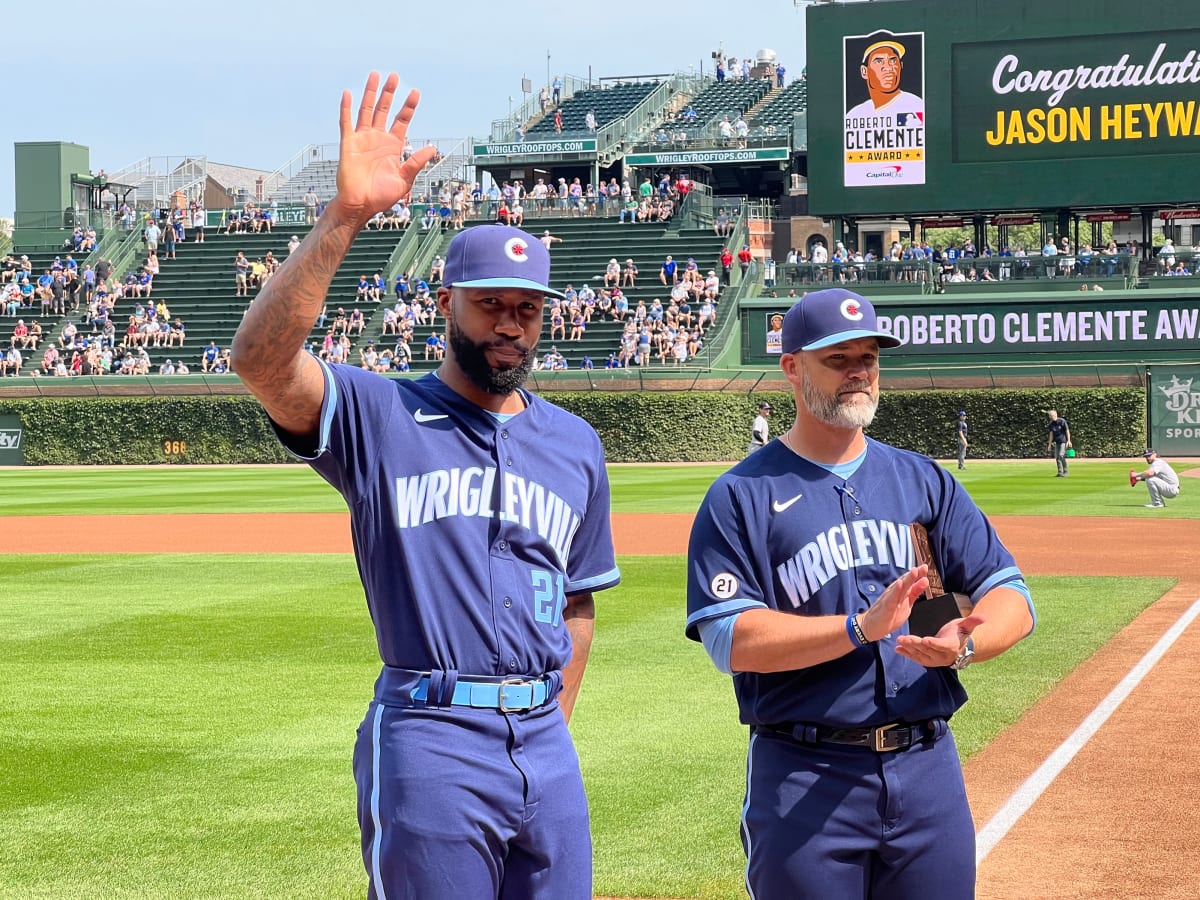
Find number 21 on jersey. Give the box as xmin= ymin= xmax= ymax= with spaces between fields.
xmin=531 ymin=569 xmax=566 ymax=626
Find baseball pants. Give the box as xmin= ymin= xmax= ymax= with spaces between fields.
xmin=1053 ymin=443 xmax=1069 ymax=474
xmin=743 ymin=725 xmax=975 ymax=900
xmin=353 ymin=694 xmax=590 ymax=899
xmin=1147 ymin=477 xmax=1180 ymax=505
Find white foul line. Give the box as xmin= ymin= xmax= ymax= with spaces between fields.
xmin=976 ymin=595 xmax=1200 ymax=864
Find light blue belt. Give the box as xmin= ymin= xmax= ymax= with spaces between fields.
xmin=411 ymin=675 xmax=552 ymax=711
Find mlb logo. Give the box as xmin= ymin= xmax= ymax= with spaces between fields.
xmin=0 ymin=428 xmax=22 ymax=450
xmin=897 ymin=112 xmax=924 ymax=126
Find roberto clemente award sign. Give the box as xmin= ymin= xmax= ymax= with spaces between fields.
xmin=843 ymin=29 xmax=926 ymax=187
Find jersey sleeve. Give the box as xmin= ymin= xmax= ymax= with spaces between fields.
xmin=269 ymin=360 xmax=395 ymax=501
xmin=926 ymin=463 xmax=1026 ymax=604
xmin=565 ymin=448 xmax=620 ymax=595
xmin=686 ymin=476 xmax=769 ymax=641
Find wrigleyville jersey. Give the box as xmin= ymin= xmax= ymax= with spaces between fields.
xmin=277 ymin=362 xmax=621 ymax=677
xmin=687 ymin=438 xmax=1025 ymax=728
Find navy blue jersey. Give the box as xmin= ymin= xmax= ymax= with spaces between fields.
xmin=1048 ymin=418 xmax=1070 ymax=443
xmin=687 ymin=438 xmax=1023 ymax=727
xmin=279 ymin=362 xmax=620 ymax=676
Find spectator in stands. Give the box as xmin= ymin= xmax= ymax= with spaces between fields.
xmin=552 ymin=75 xmax=563 ymax=105
xmin=201 ymin=341 xmax=220 ymax=372
xmin=144 ymin=218 xmax=161 ymax=256
xmin=584 ymin=109 xmax=597 ymax=133
xmin=348 ymin=308 xmax=365 ymax=336
xmin=660 ymin=254 xmax=678 ymax=286
xmin=539 ymin=85 xmax=550 ymax=114
xmin=421 ymin=204 xmax=439 ymax=230
xmin=509 ymin=200 xmax=525 ymax=227
xmin=553 ymin=108 xmax=563 ymax=133
xmin=304 ymin=186 xmax=319 ymax=225
xmin=424 ymin=331 xmax=444 ymax=361
xmin=714 ymin=208 xmax=733 ymax=238
xmin=600 ymin=258 xmax=621 ymax=288
xmin=288 ymin=234 xmax=302 ymax=255
xmin=619 ymin=193 xmax=639 ymax=224
xmin=737 ymin=245 xmax=753 ymax=279
xmin=234 ymin=252 xmax=251 ymax=297
xmin=192 ymin=202 xmax=207 ymax=243
xmin=393 ymin=201 xmax=412 ymax=229
xmin=776 ymin=62 xmax=786 ymax=87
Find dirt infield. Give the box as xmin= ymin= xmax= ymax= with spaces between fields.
xmin=11 ymin=511 xmax=1200 ymax=898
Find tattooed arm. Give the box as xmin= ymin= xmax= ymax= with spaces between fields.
xmin=558 ymin=592 xmax=595 ymax=725
xmin=231 ymin=72 xmax=437 ymax=437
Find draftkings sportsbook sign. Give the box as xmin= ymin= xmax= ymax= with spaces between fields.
xmin=953 ymin=30 xmax=1200 ymax=162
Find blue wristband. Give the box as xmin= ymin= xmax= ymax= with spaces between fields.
xmin=846 ymin=614 xmax=868 ymax=648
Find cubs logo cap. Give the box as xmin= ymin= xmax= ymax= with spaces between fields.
xmin=443 ymin=224 xmax=565 ymax=299
xmin=781 ymin=288 xmax=902 ymax=353
xmin=1143 ymin=448 xmax=1156 ymax=457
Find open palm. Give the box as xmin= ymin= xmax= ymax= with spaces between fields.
xmin=336 ymin=72 xmax=439 ymax=221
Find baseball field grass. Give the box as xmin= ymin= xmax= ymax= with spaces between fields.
xmin=0 ymin=463 xmax=1190 ymax=899
xmin=0 ymin=457 xmax=1194 ymax=516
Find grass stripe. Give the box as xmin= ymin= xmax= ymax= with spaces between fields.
xmin=0 ymin=553 xmax=1170 ymax=899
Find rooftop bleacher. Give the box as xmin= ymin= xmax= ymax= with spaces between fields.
xmin=526 ymin=82 xmax=658 ymax=137
xmin=748 ymin=76 xmax=808 ymax=131
xmin=686 ymin=79 xmax=771 ymax=128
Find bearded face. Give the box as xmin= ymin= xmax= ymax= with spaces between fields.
xmin=800 ymin=354 xmax=879 ymax=429
xmin=447 ymin=316 xmax=535 ymax=395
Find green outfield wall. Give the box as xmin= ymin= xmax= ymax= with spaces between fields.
xmin=0 ymin=388 xmax=1148 ymax=465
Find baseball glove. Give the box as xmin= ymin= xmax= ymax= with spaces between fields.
xmin=1130 ymin=469 xmax=1138 ymax=487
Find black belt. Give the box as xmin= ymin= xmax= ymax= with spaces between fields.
xmin=762 ymin=719 xmax=945 ymax=753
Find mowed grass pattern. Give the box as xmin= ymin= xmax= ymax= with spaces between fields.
xmin=0 ymin=464 xmax=1189 ymax=897
xmin=0 ymin=458 xmax=1193 ymax=517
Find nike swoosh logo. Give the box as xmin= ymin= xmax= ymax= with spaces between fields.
xmin=772 ymin=493 xmax=803 ymax=513
xmin=414 ymin=409 xmax=449 ymax=423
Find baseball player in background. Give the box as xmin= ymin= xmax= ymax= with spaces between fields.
xmin=685 ymin=289 xmax=1035 ymax=899
xmin=956 ymin=409 xmax=969 ymax=470
xmin=1133 ymin=448 xmax=1180 ymax=508
xmin=747 ymin=401 xmax=772 ymax=455
xmin=1047 ymin=409 xmax=1072 ymax=476
xmin=231 ymin=72 xmax=620 ymax=900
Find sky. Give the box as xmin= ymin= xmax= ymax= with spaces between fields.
xmin=2 ymin=0 xmax=813 ymax=220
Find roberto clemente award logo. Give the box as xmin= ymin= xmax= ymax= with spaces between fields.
xmin=843 ymin=29 xmax=926 ymax=187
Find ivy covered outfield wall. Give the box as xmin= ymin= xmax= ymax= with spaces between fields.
xmin=0 ymin=388 xmax=1146 ymax=465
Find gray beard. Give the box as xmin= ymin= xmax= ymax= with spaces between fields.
xmin=801 ymin=364 xmax=878 ymax=429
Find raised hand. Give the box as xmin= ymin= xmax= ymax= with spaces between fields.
xmin=335 ymin=72 xmax=439 ymax=223
xmin=857 ymin=564 xmax=929 ymax=643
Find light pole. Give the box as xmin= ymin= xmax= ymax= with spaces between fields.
xmin=546 ymin=51 xmax=551 ymax=93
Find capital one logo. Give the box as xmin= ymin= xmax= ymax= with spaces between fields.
xmin=0 ymin=428 xmax=22 ymax=450
xmin=1158 ymin=375 xmax=1200 ymax=424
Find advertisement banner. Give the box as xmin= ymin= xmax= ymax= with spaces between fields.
xmin=843 ymin=29 xmax=926 ymax=187
xmin=472 ymin=140 xmax=597 ymax=157
xmin=0 ymin=414 xmax=25 ymax=466
xmin=626 ymin=148 xmax=789 ymax=166
xmin=1149 ymin=364 xmax=1200 ymax=456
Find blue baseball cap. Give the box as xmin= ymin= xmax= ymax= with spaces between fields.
xmin=781 ymin=288 xmax=902 ymax=353
xmin=443 ymin=225 xmax=565 ymax=300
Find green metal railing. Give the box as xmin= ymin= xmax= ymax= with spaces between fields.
xmin=382 ymin=224 xmax=427 ymax=283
